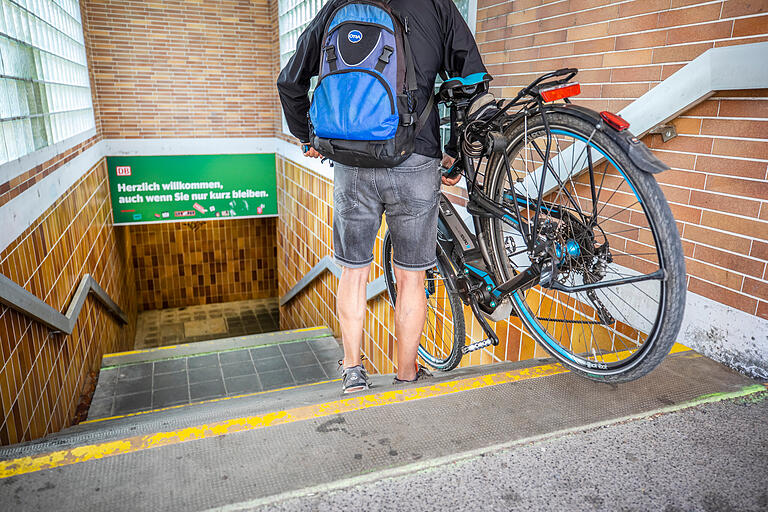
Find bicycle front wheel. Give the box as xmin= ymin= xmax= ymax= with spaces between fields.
xmin=482 ymin=109 xmax=686 ymax=383
xmin=382 ymin=230 xmax=466 ymax=371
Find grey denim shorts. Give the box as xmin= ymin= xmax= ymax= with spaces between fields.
xmin=332 ymin=153 xmax=441 ymax=271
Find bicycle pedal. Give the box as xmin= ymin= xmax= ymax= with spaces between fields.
xmin=462 ymin=338 xmax=493 ymax=354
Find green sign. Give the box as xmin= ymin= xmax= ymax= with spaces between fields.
xmin=106 ymin=154 xmax=277 ymax=225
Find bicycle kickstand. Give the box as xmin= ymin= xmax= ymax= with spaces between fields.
xmin=462 ymin=294 xmax=501 ymax=354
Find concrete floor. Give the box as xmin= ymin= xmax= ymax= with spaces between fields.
xmin=249 ymin=393 xmax=768 ymax=512
xmin=133 ymin=298 xmax=279 ymax=348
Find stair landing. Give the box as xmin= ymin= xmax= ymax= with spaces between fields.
xmin=89 ymin=326 xmax=341 ymax=421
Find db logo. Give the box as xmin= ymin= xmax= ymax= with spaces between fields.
xmin=348 ymin=30 xmax=362 ymax=43
xmin=116 ymin=166 xmax=131 ymax=176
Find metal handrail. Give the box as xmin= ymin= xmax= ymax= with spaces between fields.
xmin=620 ymin=41 xmax=768 ymax=136
xmin=0 ymin=273 xmax=128 ymax=334
xmin=279 ymin=255 xmax=387 ymax=306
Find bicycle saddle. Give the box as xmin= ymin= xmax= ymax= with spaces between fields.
xmin=439 ymin=72 xmax=492 ymax=102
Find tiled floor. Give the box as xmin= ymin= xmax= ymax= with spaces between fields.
xmin=88 ymin=336 xmax=343 ymax=420
xmin=133 ymin=298 xmax=280 ymax=349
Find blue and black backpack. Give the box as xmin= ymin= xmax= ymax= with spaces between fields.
xmin=308 ymin=0 xmax=431 ymax=167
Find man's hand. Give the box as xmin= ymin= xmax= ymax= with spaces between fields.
xmin=440 ymin=154 xmax=461 ymax=186
xmin=301 ymin=142 xmax=322 ymax=159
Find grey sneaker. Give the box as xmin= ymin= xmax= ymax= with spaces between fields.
xmin=341 ymin=364 xmax=371 ymax=394
xmin=393 ymin=364 xmax=433 ymax=385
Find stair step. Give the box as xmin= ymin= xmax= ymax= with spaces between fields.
xmin=87 ymin=332 xmax=344 ymax=424
xmin=0 ymin=358 xmax=553 ymax=458
xmin=102 ymin=326 xmax=334 ymax=367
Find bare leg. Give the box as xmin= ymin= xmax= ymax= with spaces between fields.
xmin=336 ymin=264 xmax=371 ymax=368
xmin=393 ymin=267 xmax=427 ymax=381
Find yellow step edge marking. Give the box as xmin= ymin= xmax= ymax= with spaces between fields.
xmin=0 ymin=362 xmax=572 ymax=479
xmin=103 ymin=326 xmax=329 ymax=358
xmin=80 ymin=378 xmax=343 ymax=425
xmin=105 ymin=345 xmax=181 ymax=357
xmin=601 ymin=342 xmax=690 ymax=362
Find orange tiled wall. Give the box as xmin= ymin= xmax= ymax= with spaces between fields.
xmin=476 ymin=0 xmax=768 ymax=319
xmin=82 ymin=0 xmax=280 ymax=139
xmin=129 ymin=217 xmax=278 ymax=311
xmin=276 ymin=156 xmax=546 ymax=375
xmin=0 ymin=158 xmax=137 ymax=445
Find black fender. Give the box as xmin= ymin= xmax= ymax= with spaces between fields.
xmin=542 ymin=104 xmax=670 ymax=174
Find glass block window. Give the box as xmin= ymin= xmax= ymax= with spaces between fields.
xmin=438 ymin=0 xmax=476 ymax=146
xmin=454 ymin=0 xmax=471 ymax=20
xmin=278 ymin=0 xmax=328 ymax=135
xmin=278 ymin=0 xmax=329 ymax=72
xmin=0 ymin=0 xmax=95 ymax=166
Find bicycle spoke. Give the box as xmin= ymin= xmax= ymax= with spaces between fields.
xmin=485 ymin=116 xmax=675 ymax=372
xmin=529 ymin=138 xmax=589 ymax=223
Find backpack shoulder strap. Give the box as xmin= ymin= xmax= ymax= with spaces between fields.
xmin=400 ymin=30 xmax=418 ymax=92
xmin=416 ymin=93 xmax=434 ymax=131
xmin=383 ymin=1 xmax=433 ymax=129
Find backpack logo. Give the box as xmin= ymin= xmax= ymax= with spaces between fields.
xmin=348 ymin=30 xmax=363 ymax=43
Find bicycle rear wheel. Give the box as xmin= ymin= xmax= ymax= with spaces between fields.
xmin=382 ymin=230 xmax=466 ymax=371
xmin=482 ymin=109 xmax=686 ymax=383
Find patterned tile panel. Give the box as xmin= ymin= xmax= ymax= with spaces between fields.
xmin=128 ymin=217 xmax=278 ymax=311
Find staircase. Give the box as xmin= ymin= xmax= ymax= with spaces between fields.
xmin=88 ymin=326 xmax=342 ymax=423
xmin=0 ymin=329 xmax=763 ymax=511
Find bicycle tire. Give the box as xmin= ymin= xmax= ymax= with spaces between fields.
xmin=382 ymin=230 xmax=466 ymax=371
xmin=481 ymin=108 xmax=686 ymax=383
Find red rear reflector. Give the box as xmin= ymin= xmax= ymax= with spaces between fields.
xmin=539 ymin=82 xmax=581 ymax=102
xmin=600 ymin=111 xmax=630 ymax=131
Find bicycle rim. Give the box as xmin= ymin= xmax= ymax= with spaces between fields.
xmin=382 ymin=232 xmax=465 ymax=370
xmin=486 ymin=116 xmax=672 ymax=375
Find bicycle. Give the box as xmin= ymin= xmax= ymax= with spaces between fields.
xmin=381 ymin=68 xmax=686 ymax=383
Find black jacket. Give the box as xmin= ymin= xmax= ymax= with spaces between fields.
xmin=276 ymin=0 xmax=487 ymax=159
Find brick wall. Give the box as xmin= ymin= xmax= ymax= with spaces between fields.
xmin=83 ymin=0 xmax=280 ymax=139
xmin=0 ymin=0 xmax=282 ymax=445
xmin=0 ymin=159 xmax=137 ymax=445
xmin=476 ymin=0 xmax=768 ymax=320
xmin=130 ymin=217 xmax=278 ymax=311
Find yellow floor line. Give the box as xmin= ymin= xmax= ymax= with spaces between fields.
xmin=292 ymin=326 xmax=328 ymax=333
xmin=0 ymin=362 xmax=571 ymax=479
